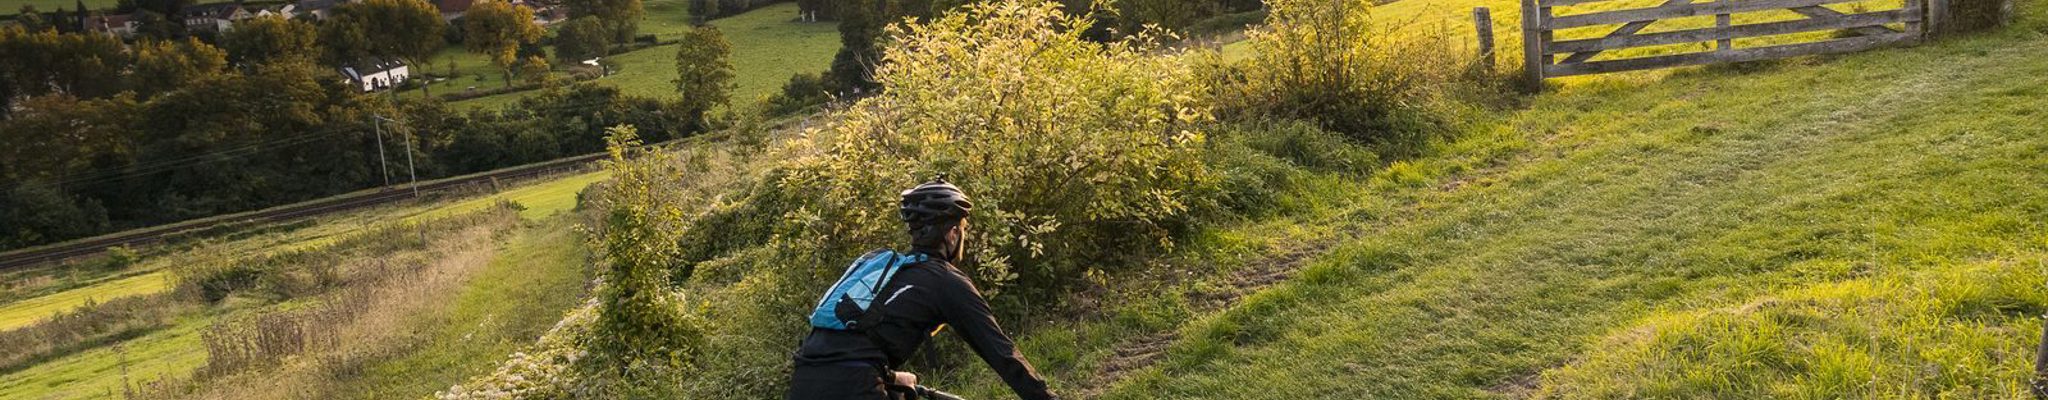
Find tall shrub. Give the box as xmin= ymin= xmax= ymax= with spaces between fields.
xmin=583 ymin=125 xmax=704 ymax=391
xmin=1220 ymin=0 xmax=1464 ymax=149
xmin=762 ymin=0 xmax=1216 ymax=297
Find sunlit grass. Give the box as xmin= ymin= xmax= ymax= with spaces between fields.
xmin=0 ymin=271 xmax=170 ymax=331
xmin=412 ymin=170 xmax=611 ymax=221
xmin=340 ymin=217 xmax=591 ymax=399
xmin=447 ymin=1 xmax=840 ymax=110
xmin=0 ymin=316 xmax=208 ymax=400
xmin=1081 ymin=9 xmax=2048 ymax=398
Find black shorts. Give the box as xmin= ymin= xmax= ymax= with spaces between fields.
xmin=787 ymin=364 xmax=890 ymax=400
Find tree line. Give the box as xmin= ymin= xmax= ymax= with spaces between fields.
xmin=0 ymin=0 xmax=736 ymax=251
xmin=807 ymin=0 xmax=1265 ymax=97
xmin=0 ymin=0 xmax=1259 ymax=250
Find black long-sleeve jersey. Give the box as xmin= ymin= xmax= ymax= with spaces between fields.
xmin=792 ymin=259 xmax=1054 ymax=400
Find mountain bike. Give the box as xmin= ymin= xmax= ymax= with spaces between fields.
xmin=887 ymin=371 xmax=965 ymax=400
xmin=907 ymin=385 xmax=967 ymax=400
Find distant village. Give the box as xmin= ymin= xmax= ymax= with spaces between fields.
xmin=20 ymin=0 xmax=571 ymax=92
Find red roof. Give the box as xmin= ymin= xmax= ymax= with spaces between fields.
xmin=438 ymin=0 xmax=473 ymax=13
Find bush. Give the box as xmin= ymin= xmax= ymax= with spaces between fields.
xmin=760 ymin=1 xmax=1218 ymax=297
xmin=0 ymin=293 xmax=187 ymax=374
xmin=1215 ymin=0 xmax=1472 ymax=151
xmin=1940 ymin=0 xmax=2015 ymax=34
xmin=761 ymin=72 xmax=830 ymax=116
xmin=555 ymin=16 xmax=612 ymax=63
xmin=580 ymin=126 xmax=705 ymax=389
xmin=0 ymin=183 xmax=111 ymax=249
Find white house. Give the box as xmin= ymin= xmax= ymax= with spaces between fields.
xmin=86 ymin=14 xmax=137 ymax=37
xmin=341 ymin=58 xmax=410 ymax=92
xmin=254 ymin=4 xmax=298 ymax=18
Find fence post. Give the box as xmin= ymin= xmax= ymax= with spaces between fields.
xmin=1925 ymin=0 xmax=1947 ymax=37
xmin=2035 ymin=318 xmax=2048 ymax=398
xmin=1474 ymin=7 xmax=1496 ymax=71
xmin=1715 ymin=0 xmax=1732 ymax=51
xmin=1520 ymin=0 xmax=1545 ymax=91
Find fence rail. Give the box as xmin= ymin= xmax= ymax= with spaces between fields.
xmin=1522 ymin=0 xmax=1934 ymax=86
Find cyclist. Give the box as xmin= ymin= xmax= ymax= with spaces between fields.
xmin=787 ymin=178 xmax=1056 ymax=400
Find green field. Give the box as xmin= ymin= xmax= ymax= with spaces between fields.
xmin=0 ymin=166 xmax=611 ymax=399
xmin=0 ymin=270 xmax=168 ymax=331
xmin=0 ymin=316 xmax=209 ymax=400
xmin=823 ymin=1 xmax=2048 ymax=399
xmin=1049 ymin=10 xmax=2048 ymax=400
xmin=412 ymin=170 xmax=611 ymax=221
xmin=1 ymin=0 xmax=119 ymax=15
xmin=444 ymin=1 xmax=840 ymax=110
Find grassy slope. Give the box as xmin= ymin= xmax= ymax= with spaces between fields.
xmin=447 ymin=1 xmax=839 ymax=110
xmin=0 ymin=170 xmax=608 ymax=400
xmin=0 ymin=271 xmax=168 ymax=331
xmin=0 ymin=315 xmax=208 ymax=399
xmin=413 ymin=170 xmax=611 ymax=221
xmin=341 ymin=217 xmax=590 ymax=399
xmin=1075 ymin=9 xmax=2048 ymax=400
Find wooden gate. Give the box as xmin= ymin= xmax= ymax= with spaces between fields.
xmin=1521 ymin=0 xmax=1938 ymax=85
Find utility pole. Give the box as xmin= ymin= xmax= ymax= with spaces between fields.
xmin=373 ymin=114 xmax=390 ymax=186
xmin=375 ymin=114 xmax=428 ymax=246
xmin=375 ymin=115 xmax=420 ymax=198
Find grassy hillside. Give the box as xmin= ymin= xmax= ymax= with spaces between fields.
xmin=442 ymin=1 xmax=839 ymax=110
xmin=0 ymin=270 xmax=168 ymax=330
xmin=1035 ymin=6 xmax=2048 ymax=400
xmin=1 ymin=0 xmax=120 ymax=15
xmin=0 ymin=167 xmax=608 ymax=399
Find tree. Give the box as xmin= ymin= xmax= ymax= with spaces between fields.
xmin=132 ymin=10 xmax=179 ymax=39
xmin=317 ymin=16 xmax=372 ymax=66
xmin=128 ymin=38 xmax=229 ymax=98
xmin=563 ymin=0 xmax=642 ymax=43
xmin=16 ymin=6 xmax=50 ymax=32
xmin=553 ymin=16 xmax=610 ymax=63
xmin=74 ymin=0 xmax=89 ymax=31
xmin=0 ymin=93 xmax=139 ymax=184
xmin=672 ymin=25 xmax=732 ymax=128
xmin=824 ymin=0 xmax=892 ymax=95
xmin=52 ymin=8 xmax=73 ymax=34
xmin=0 ymin=25 xmax=129 ymax=106
xmin=518 ymin=55 xmax=552 ymax=85
xmin=688 ymin=0 xmax=719 ymax=20
xmin=222 ymin=16 xmax=318 ymax=66
xmin=0 ymin=93 xmax=135 ymax=248
xmin=330 ymin=0 xmax=445 ymax=93
xmin=464 ymin=0 xmax=543 ymax=87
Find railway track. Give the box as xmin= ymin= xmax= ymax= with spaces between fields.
xmin=0 ymin=153 xmax=607 ymax=271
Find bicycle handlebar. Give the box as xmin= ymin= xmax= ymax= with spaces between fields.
xmin=914 ymin=385 xmax=966 ymax=400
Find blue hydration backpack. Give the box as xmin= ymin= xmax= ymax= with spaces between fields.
xmin=809 ymin=249 xmax=928 ymax=331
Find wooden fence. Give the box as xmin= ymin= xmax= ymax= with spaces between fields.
xmin=1521 ymin=0 xmax=1938 ymax=85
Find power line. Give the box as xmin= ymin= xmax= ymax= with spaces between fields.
xmin=9 ymin=122 xmax=371 ymax=190
xmin=10 ymin=92 xmax=689 ymax=191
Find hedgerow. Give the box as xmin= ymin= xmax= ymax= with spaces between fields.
xmin=449 ymin=1 xmax=1453 ymax=397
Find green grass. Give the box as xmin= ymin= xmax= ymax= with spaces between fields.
xmin=447 ymin=1 xmax=840 ymax=109
xmin=402 ymin=47 xmax=511 ymax=103
xmin=1067 ymin=12 xmax=2048 ymax=400
xmin=1 ymin=0 xmax=118 ymax=15
xmin=341 ymin=217 xmax=591 ymax=399
xmin=0 ymin=172 xmax=603 ymax=397
xmin=0 ymin=271 xmax=169 ymax=331
xmin=0 ymin=315 xmax=208 ymax=400
xmin=869 ymin=3 xmax=2048 ymax=399
xmin=412 ymin=171 xmax=611 ymax=221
